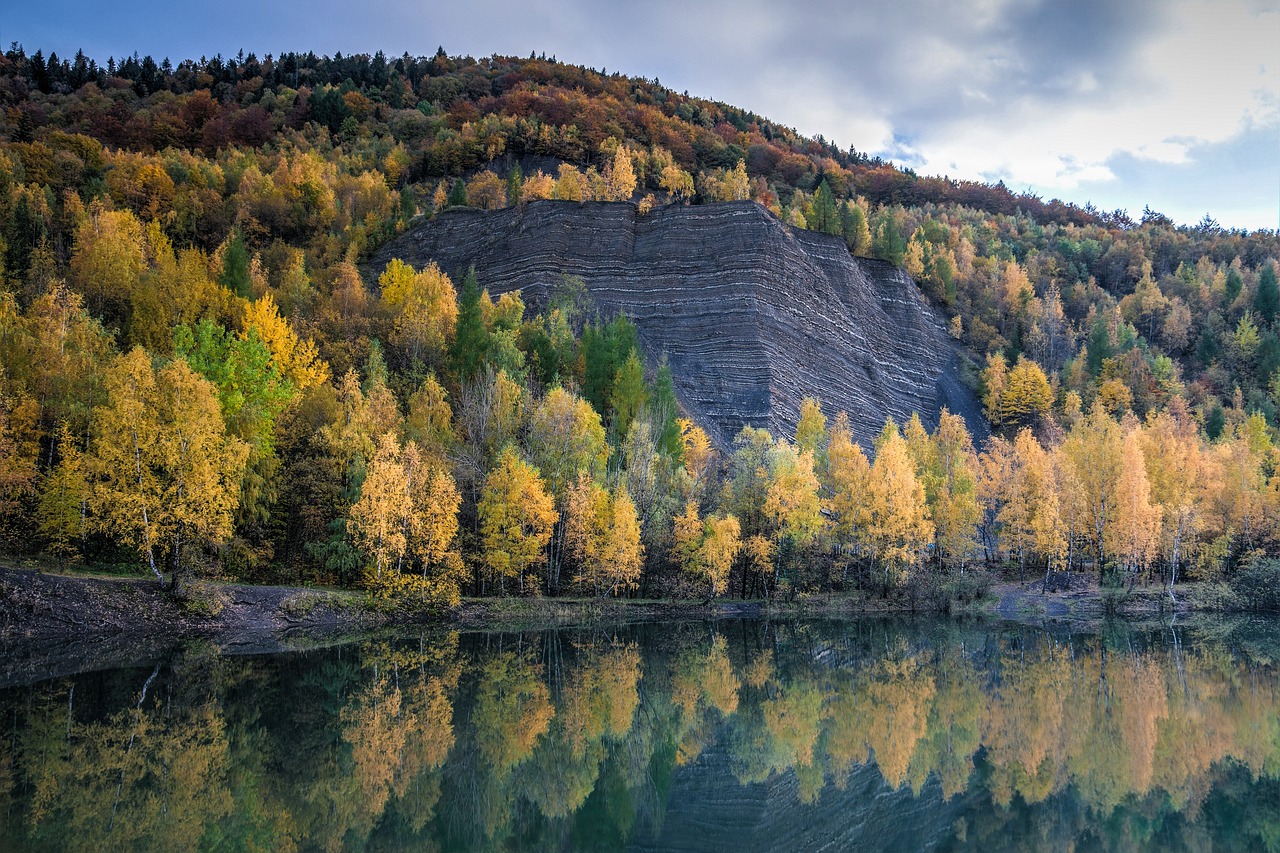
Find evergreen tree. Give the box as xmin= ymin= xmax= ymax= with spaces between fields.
xmin=1254 ymin=264 xmax=1279 ymax=328
xmin=450 ymin=268 xmax=488 ymax=381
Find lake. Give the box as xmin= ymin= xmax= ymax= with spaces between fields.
xmin=2 ymin=616 xmax=1279 ymax=852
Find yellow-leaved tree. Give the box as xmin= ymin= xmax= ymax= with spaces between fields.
xmin=88 ymin=348 xmax=248 ymax=584
xmin=479 ymin=446 xmax=558 ymax=594
xmin=862 ymin=420 xmax=932 ymax=588
xmin=242 ymin=291 xmax=329 ymax=390
xmin=563 ymin=473 xmax=644 ymax=596
xmin=378 ymin=259 xmax=458 ymax=369
xmin=1105 ymin=425 xmax=1162 ymax=583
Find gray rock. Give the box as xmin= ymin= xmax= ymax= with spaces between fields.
xmin=371 ymin=200 xmax=987 ymax=448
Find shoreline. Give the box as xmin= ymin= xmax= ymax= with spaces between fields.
xmin=0 ymin=564 xmax=1225 ymax=637
xmin=1 ymin=565 xmax=1268 ymax=687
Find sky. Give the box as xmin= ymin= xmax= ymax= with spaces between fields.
xmin=8 ymin=0 xmax=1280 ymax=231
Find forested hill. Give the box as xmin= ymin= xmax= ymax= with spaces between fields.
xmin=0 ymin=45 xmax=1278 ymax=598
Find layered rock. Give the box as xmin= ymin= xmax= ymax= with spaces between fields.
xmin=370 ymin=200 xmax=985 ymax=447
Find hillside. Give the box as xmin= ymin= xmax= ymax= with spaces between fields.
xmin=0 ymin=45 xmax=1277 ymax=598
xmin=372 ymin=199 xmax=985 ymax=447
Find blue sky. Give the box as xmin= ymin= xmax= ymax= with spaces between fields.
xmin=8 ymin=0 xmax=1279 ymax=231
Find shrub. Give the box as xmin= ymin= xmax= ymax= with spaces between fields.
xmin=1230 ymin=558 xmax=1280 ymax=612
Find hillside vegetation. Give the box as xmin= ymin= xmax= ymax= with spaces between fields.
xmin=0 ymin=46 xmax=1277 ymax=604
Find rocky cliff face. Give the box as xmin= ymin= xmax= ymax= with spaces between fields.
xmin=371 ymin=200 xmax=986 ymax=448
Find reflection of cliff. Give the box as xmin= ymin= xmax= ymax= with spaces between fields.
xmin=371 ymin=200 xmax=986 ymax=447
xmin=633 ymin=741 xmax=975 ymax=853
xmin=4 ymin=624 xmax=1280 ymax=853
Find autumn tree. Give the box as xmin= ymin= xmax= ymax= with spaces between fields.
xmin=378 ymin=259 xmax=458 ymax=370
xmin=88 ymin=348 xmax=248 ymax=583
xmin=478 ymin=446 xmax=558 ymax=593
xmin=862 ymin=420 xmax=932 ymax=587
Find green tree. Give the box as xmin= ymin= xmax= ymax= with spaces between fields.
xmin=450 ymin=267 xmax=489 ymax=381
xmin=1254 ymin=263 xmax=1279 ymax=328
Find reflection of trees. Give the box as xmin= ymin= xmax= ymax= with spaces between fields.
xmin=4 ymin=624 xmax=1280 ymax=852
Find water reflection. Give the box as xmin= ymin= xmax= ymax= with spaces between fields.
xmin=2 ymin=619 xmax=1279 ymax=852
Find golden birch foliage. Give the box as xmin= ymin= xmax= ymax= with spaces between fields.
xmin=1142 ymin=408 xmax=1208 ymax=574
xmin=242 ymin=291 xmax=329 ymax=389
xmin=996 ymin=429 xmax=1066 ymax=567
xmin=1000 ymin=357 xmax=1054 ymax=425
xmin=999 ymin=258 xmax=1034 ymax=313
xmin=764 ymin=442 xmax=823 ymax=546
xmin=1059 ymin=405 xmax=1123 ymax=563
xmin=699 ymin=514 xmax=742 ymax=597
xmin=928 ymin=411 xmax=982 ymax=567
xmin=378 ymin=259 xmax=458 ymax=365
xmin=520 ymin=169 xmax=556 ymax=201
xmin=554 ymin=164 xmax=589 ymax=202
xmin=825 ymin=412 xmax=871 ymax=542
xmin=1210 ymin=430 xmax=1268 ymax=552
xmin=478 ymin=446 xmax=558 ymax=587
xmin=564 ymin=473 xmax=607 ymax=576
xmin=36 ymin=423 xmax=88 ymax=562
xmin=527 ymin=387 xmax=608 ymax=499
xmin=89 ymin=349 xmax=248 ymax=577
xmin=672 ymin=499 xmax=704 ymax=575
xmin=348 ymin=432 xmax=411 ymax=581
xmin=1106 ymin=427 xmax=1162 ymax=575
xmin=405 ymin=374 xmax=455 ymax=457
xmin=744 ymin=534 xmax=776 ymax=583
xmin=606 ymin=145 xmax=637 ymax=201
xmin=598 ymin=487 xmax=644 ymax=595
xmin=981 ymin=352 xmax=1008 ymax=425
xmin=402 ymin=441 xmax=463 ymax=586
xmin=863 ymin=421 xmax=932 ymax=581
xmin=794 ymin=397 xmax=827 ymax=456
xmin=659 ymin=164 xmax=695 ymax=200
xmin=465 ymin=170 xmax=507 ymax=209
xmin=70 ymin=204 xmax=146 ymax=317
xmin=678 ymin=417 xmax=713 ymax=487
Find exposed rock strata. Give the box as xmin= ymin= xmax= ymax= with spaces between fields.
xmin=371 ymin=200 xmax=986 ymax=447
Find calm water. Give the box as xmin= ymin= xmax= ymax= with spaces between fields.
xmin=3 ymin=617 xmax=1280 ymax=852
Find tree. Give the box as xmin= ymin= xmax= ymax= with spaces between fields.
xmin=826 ymin=412 xmax=871 ymax=547
xmin=348 ymin=432 xmax=411 ymax=582
xmin=379 ymin=259 xmax=458 ymax=369
xmin=526 ymin=387 xmax=608 ymax=500
xmin=764 ymin=442 xmax=823 ymax=548
xmin=1255 ymin=263 xmax=1279 ymax=328
xmin=465 ymin=170 xmax=507 ymax=209
xmin=243 ymin=291 xmax=329 ymax=390
xmin=794 ymin=397 xmax=827 ymax=458
xmin=1142 ymin=406 xmax=1209 ymax=601
xmin=1106 ymin=426 xmax=1162 ymax=583
xmin=88 ymin=348 xmax=248 ymax=583
xmin=982 ymin=352 xmax=1008 ymax=426
xmin=609 ymin=351 xmax=647 ymax=439
xmin=996 ymin=429 xmax=1065 ymax=578
xmin=700 ymin=514 xmax=742 ymax=598
xmin=927 ymin=411 xmax=982 ymax=571
xmin=862 ymin=420 xmax=932 ymax=586
xmin=564 ymin=475 xmax=643 ymax=596
xmin=1058 ymin=405 xmax=1123 ymax=573
xmin=450 ymin=268 xmax=489 ymax=381
xmin=479 ymin=446 xmax=558 ymax=593
xmin=606 ymin=145 xmax=636 ymax=201
xmin=36 ymin=423 xmax=87 ymax=564
xmin=1000 ymin=357 xmax=1054 ymax=426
